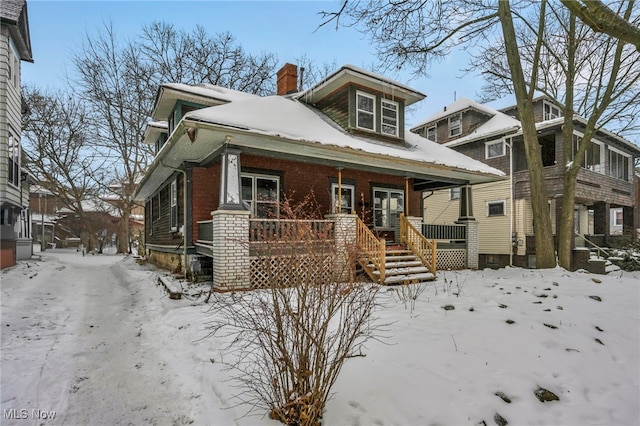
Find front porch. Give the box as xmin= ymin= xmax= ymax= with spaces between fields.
xmin=196 ymin=212 xmax=478 ymax=290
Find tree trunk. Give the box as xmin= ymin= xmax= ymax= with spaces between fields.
xmin=498 ymin=0 xmax=557 ymax=268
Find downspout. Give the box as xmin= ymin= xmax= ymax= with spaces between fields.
xmin=505 ymin=137 xmax=514 ymax=266
xmin=160 ymin=159 xmax=188 ymax=280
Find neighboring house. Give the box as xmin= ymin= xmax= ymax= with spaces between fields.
xmin=0 ymin=0 xmax=33 ymax=268
xmin=412 ymin=96 xmax=640 ymax=270
xmin=134 ymin=64 xmax=505 ymax=289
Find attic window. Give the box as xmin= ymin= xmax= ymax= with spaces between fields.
xmin=356 ymin=91 xmax=375 ymax=131
xmin=427 ymin=126 xmax=437 ymax=141
xmin=449 ymin=114 xmax=461 ymax=137
xmin=381 ymin=99 xmax=399 ymax=137
xmin=543 ymin=101 xmax=561 ymax=121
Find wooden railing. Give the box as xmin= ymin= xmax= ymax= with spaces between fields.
xmin=400 ymin=214 xmax=437 ymax=274
xmin=355 ymin=217 xmax=386 ymax=283
xmin=249 ymin=219 xmax=335 ymax=242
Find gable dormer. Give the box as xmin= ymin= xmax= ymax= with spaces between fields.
xmin=411 ymin=98 xmax=495 ymax=144
xmin=295 ymin=65 xmax=425 ymax=144
xmin=499 ymin=96 xmax=564 ymax=123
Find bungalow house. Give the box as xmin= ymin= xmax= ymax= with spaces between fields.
xmin=133 ymin=64 xmax=505 ymax=290
xmin=411 ymin=96 xmax=640 ymax=270
xmin=0 ymin=0 xmax=33 ymax=268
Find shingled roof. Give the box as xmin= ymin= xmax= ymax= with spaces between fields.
xmin=0 ymin=0 xmax=33 ymax=62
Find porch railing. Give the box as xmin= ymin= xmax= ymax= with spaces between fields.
xmin=575 ymin=232 xmax=611 ymax=259
xmin=356 ymin=217 xmax=386 ymax=283
xmin=401 ymin=214 xmax=437 ymax=274
xmin=249 ymin=219 xmax=335 ymax=242
xmin=422 ymin=223 xmax=466 ymax=241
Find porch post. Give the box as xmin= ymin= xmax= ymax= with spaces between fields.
xmin=219 ymin=148 xmax=244 ymax=210
xmin=456 ymin=184 xmax=478 ymax=269
xmin=212 ymin=209 xmax=250 ymax=290
xmin=325 ymin=213 xmax=357 ymax=281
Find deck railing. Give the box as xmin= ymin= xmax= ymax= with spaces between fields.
xmin=422 ymin=223 xmax=466 ymax=241
xmin=401 ymin=215 xmax=437 ymax=274
xmin=355 ymin=217 xmax=386 ymax=283
xmin=249 ymin=219 xmax=335 ymax=242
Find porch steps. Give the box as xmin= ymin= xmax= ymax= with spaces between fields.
xmin=361 ymin=249 xmax=436 ymax=286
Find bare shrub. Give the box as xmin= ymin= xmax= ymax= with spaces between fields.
xmin=206 ymin=195 xmax=381 ymax=425
xmin=393 ymin=282 xmax=427 ymax=314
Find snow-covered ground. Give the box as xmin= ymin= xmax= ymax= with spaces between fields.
xmin=1 ymin=248 xmax=638 ymax=425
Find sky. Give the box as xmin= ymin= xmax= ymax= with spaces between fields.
xmin=21 ymin=0 xmax=492 ymax=128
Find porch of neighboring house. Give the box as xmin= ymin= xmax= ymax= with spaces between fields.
xmin=195 ymin=210 xmax=477 ymax=290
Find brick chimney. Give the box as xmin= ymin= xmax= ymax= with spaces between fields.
xmin=277 ymin=63 xmax=298 ymax=95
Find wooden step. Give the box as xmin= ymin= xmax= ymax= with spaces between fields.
xmin=384 ymin=272 xmax=436 ymax=285
xmin=384 ymin=260 xmax=422 ymax=268
xmin=373 ymin=266 xmax=431 ymax=277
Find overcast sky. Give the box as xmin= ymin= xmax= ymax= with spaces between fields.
xmin=23 ymin=0 xmax=497 ymax=127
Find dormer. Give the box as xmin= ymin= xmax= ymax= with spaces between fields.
xmin=143 ymin=121 xmax=168 ymax=154
xmin=295 ymin=65 xmax=425 ymax=144
xmin=499 ymin=95 xmax=564 ymax=123
xmin=411 ymin=98 xmax=495 ymax=144
xmin=151 ymin=83 xmax=259 ymax=135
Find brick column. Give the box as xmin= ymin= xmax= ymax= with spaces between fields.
xmin=212 ymin=209 xmax=250 ymax=290
xmin=325 ymin=213 xmax=357 ymax=281
xmin=456 ymin=219 xmax=478 ymax=269
xmin=405 ymin=216 xmax=423 ymax=231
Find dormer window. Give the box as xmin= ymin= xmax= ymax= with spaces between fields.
xmin=356 ymin=91 xmax=375 ymax=131
xmin=543 ymin=101 xmax=561 ymax=121
xmin=381 ymin=99 xmax=399 ymax=137
xmin=426 ymin=126 xmax=437 ymax=141
xmin=449 ymin=114 xmax=461 ymax=137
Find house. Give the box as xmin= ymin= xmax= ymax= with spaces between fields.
xmin=0 ymin=0 xmax=33 ymax=268
xmin=133 ymin=64 xmax=505 ymax=290
xmin=411 ymin=96 xmax=640 ymax=270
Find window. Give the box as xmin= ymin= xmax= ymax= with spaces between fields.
xmin=543 ymin=101 xmax=561 ymax=121
xmin=13 ymin=56 xmax=18 ymax=87
xmin=170 ymin=180 xmax=178 ymax=231
xmin=242 ymin=174 xmax=279 ymax=218
xmin=487 ymin=200 xmax=506 ymax=217
xmin=331 ymin=183 xmax=355 ymax=214
xmin=155 ymin=193 xmax=161 ymax=220
xmin=572 ymin=134 xmax=604 ymax=173
xmin=449 ymin=114 xmax=461 ymax=137
xmin=608 ymin=148 xmax=630 ymax=181
xmin=381 ymin=99 xmax=399 ymax=136
xmin=356 ymin=91 xmax=375 ymax=131
xmin=485 ymin=140 xmax=505 ymax=159
xmin=426 ymin=126 xmax=437 ymax=142
xmin=373 ymin=187 xmax=404 ymax=228
xmin=614 ymin=209 xmax=623 ymax=227
xmin=450 ymin=187 xmax=460 ymax=200
xmin=7 ymin=133 xmax=20 ymax=187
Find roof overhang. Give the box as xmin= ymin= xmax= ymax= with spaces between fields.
xmin=151 ymin=85 xmax=228 ymax=121
xmin=134 ymin=119 xmax=506 ymax=202
xmin=297 ymin=65 xmax=425 ymax=106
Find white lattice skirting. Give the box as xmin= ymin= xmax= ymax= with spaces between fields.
xmin=250 ymin=254 xmax=340 ymax=289
xmin=436 ymin=249 xmax=467 ymax=270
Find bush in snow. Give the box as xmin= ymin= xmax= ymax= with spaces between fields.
xmin=206 ymin=195 xmax=381 ymax=425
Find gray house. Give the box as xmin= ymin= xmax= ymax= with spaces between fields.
xmin=0 ymin=0 xmax=33 ymax=268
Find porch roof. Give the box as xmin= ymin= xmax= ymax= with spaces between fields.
xmin=134 ymin=96 xmax=505 ymax=201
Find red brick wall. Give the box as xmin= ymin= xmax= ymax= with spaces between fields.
xmin=189 ymin=153 xmax=422 ymax=235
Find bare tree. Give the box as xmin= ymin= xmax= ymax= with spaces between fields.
xmin=560 ymin=0 xmax=640 ymax=51
xmin=320 ymin=0 xmax=557 ymax=268
xmin=473 ymin=0 xmax=640 ymax=268
xmin=21 ymin=86 xmax=109 ymax=251
xmin=138 ymin=22 xmax=278 ymax=95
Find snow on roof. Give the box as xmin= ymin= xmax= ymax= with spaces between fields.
xmin=160 ymin=83 xmax=259 ymax=103
xmin=443 ymin=113 xmax=521 ymax=148
xmin=186 ymin=95 xmax=503 ymax=177
xmin=413 ymin=97 xmax=500 ymax=129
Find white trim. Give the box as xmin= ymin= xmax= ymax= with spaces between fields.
xmin=486 ymin=200 xmax=506 ymax=217
xmin=485 ymin=140 xmax=505 ymax=159
xmin=170 ymin=179 xmax=178 ymax=230
xmin=381 ymin=98 xmax=399 ymax=137
xmin=449 ymin=113 xmax=461 ymax=137
xmin=356 ymin=91 xmax=376 ymax=132
xmin=241 ymin=173 xmax=280 ymax=218
xmin=331 ymin=183 xmax=355 ymax=214
xmin=543 ymin=100 xmax=561 ymax=121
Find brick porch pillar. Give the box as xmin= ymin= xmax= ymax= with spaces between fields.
xmin=212 ymin=209 xmax=250 ymax=290
xmin=325 ymin=213 xmax=357 ymax=281
xmin=456 ymin=185 xmax=478 ymax=269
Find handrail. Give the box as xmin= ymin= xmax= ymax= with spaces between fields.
xmin=574 ymin=232 xmax=610 ymax=259
xmin=249 ymin=219 xmax=335 ymax=242
xmin=400 ymin=214 xmax=437 ymax=274
xmin=355 ymin=217 xmax=385 ymax=283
